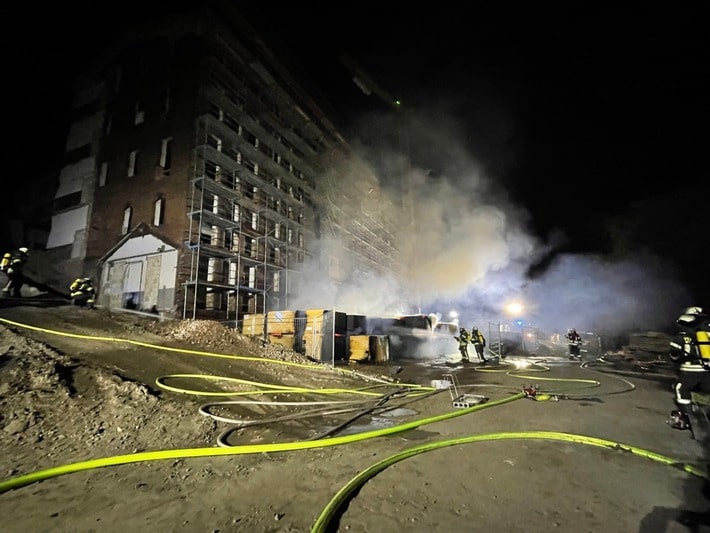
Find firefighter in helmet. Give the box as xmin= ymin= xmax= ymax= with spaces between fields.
xmin=454 ymin=326 xmax=471 ymax=362
xmin=565 ymin=328 xmax=582 ymax=359
xmin=1 ymin=247 xmax=29 ymax=297
xmin=668 ymin=307 xmax=710 ymax=433
xmin=69 ymin=277 xmax=96 ymax=309
xmin=471 ymin=326 xmax=488 ymax=363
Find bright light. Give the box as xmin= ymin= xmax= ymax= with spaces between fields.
xmin=505 ymin=302 xmax=523 ymax=315
xmin=449 ymin=310 xmax=458 ymax=319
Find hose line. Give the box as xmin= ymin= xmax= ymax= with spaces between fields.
xmin=1 ymin=314 xmax=703 ymax=533
xmin=310 ymin=430 xmax=709 ymax=533
xmin=0 ymin=392 xmax=524 ymax=494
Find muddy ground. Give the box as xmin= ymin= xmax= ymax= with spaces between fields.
xmin=0 ymin=302 xmax=708 ymax=532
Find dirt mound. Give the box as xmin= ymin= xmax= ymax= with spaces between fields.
xmin=144 ymin=317 xmax=320 ymax=366
xmin=0 ymin=324 xmax=217 ymax=471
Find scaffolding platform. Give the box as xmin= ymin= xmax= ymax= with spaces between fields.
xmin=441 ymin=373 xmax=487 ymax=409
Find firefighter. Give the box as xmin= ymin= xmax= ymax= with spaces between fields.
xmin=1 ymin=247 xmax=29 ymax=297
xmin=471 ymin=326 xmax=488 ymax=363
xmin=669 ymin=307 xmax=710 ymax=433
xmin=454 ymin=327 xmax=471 ymax=362
xmin=565 ymin=328 xmax=582 ymax=359
xmin=0 ymin=251 xmax=12 ymax=272
xmin=69 ymin=277 xmax=96 ymax=308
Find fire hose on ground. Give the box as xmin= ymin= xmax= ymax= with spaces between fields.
xmin=0 ymin=315 xmax=706 ymax=533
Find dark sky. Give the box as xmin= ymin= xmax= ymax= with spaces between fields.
xmin=242 ymin=6 xmax=706 ymax=225
xmin=9 ymin=3 xmax=709 ymax=317
xmin=234 ymin=4 xmax=710 ymax=308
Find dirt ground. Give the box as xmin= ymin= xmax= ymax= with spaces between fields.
xmin=0 ymin=301 xmax=708 ymax=533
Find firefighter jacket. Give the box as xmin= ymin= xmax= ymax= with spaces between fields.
xmin=0 ymin=252 xmax=11 ymax=272
xmin=672 ymin=314 xmax=710 ymax=369
xmin=455 ymin=329 xmax=471 ymax=347
xmin=566 ymin=331 xmax=582 ymax=344
xmin=471 ymin=329 xmax=486 ymax=347
xmin=2 ymin=251 xmax=27 ymax=275
xmin=70 ymin=278 xmax=96 ymax=302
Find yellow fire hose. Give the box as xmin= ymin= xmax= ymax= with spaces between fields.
xmin=0 ymin=315 xmax=706 ymax=533
xmin=310 ymin=430 xmax=708 ymax=533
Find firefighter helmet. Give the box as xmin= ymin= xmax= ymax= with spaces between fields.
xmin=18 ymin=247 xmax=29 ymax=255
xmin=678 ymin=314 xmax=699 ymax=327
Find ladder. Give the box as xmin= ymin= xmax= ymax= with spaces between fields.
xmin=442 ymin=373 xmax=487 ymax=409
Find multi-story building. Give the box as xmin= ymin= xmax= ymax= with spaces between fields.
xmin=42 ymin=2 xmax=404 ymax=325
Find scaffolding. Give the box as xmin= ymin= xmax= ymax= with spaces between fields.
xmin=179 ymin=32 xmax=405 ymax=325
xmin=182 ymin=75 xmax=316 ymax=325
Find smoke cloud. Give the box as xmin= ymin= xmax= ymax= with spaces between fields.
xmin=287 ymin=92 xmax=693 ymax=338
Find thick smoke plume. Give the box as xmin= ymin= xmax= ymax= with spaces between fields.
xmin=287 ymin=98 xmax=693 ymax=338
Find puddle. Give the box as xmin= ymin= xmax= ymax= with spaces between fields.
xmin=323 ymin=407 xmax=420 ymax=436
xmin=378 ymin=407 xmax=418 ymax=418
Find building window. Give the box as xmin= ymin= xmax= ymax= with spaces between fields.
xmin=251 ymin=212 xmax=258 ymax=230
xmin=211 ymin=225 xmax=223 ymax=246
xmin=153 ymin=197 xmax=165 ymax=226
xmin=52 ymin=191 xmax=82 ymax=212
xmin=98 ymin=161 xmax=108 ymax=187
xmin=273 ymin=271 xmax=280 ymax=292
xmin=128 ymin=150 xmax=139 ymax=177
xmin=229 ymin=261 xmax=237 ymax=285
xmin=122 ymin=206 xmax=132 ymax=235
xmin=207 ymin=257 xmax=217 ymax=282
xmin=64 ymin=143 xmax=91 ymax=165
xmin=208 ymin=134 xmax=222 ymax=152
xmin=163 ymin=87 xmax=171 ymax=116
xmin=134 ymin=102 xmax=145 ymax=125
xmin=159 ymin=137 xmax=172 ymax=170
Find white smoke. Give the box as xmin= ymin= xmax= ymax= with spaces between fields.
xmin=286 ymin=86 xmax=693 ymax=337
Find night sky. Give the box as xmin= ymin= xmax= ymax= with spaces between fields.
xmin=8 ymin=3 xmax=708 ymax=326
xmin=242 ymin=6 xmax=706 ymax=252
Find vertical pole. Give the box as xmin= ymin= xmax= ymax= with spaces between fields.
xmin=332 ymin=308 xmax=336 ymax=370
